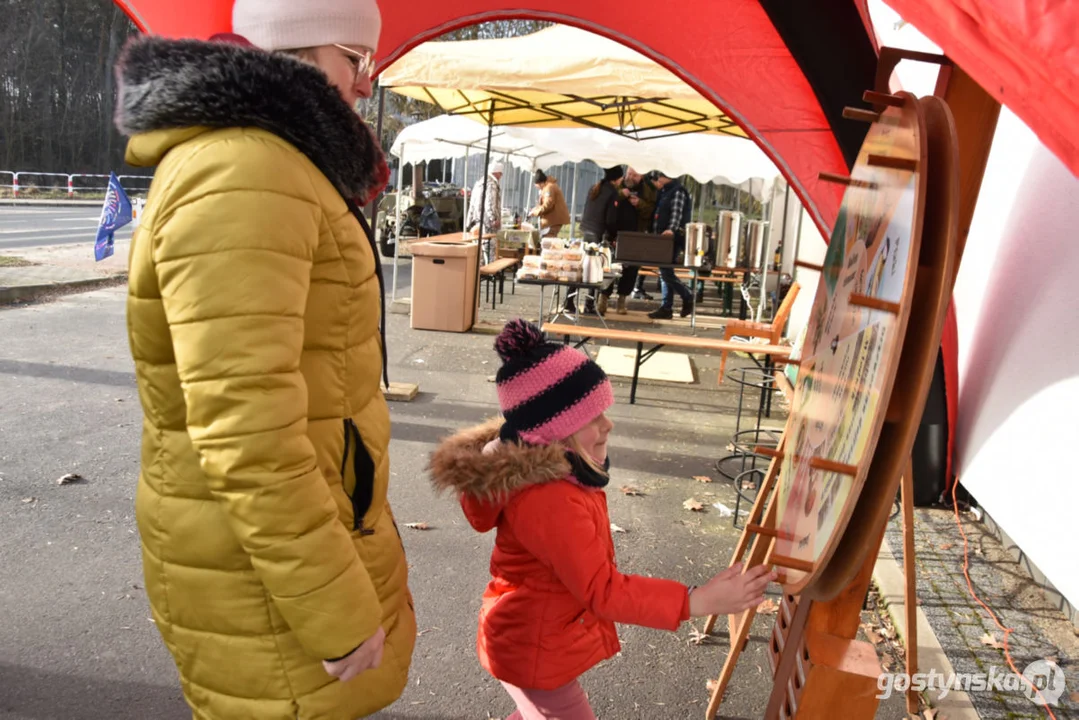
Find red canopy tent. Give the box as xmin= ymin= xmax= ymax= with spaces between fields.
xmin=111 ymin=0 xmax=1078 ymax=498
xmin=112 ymin=0 xmax=1079 ymax=237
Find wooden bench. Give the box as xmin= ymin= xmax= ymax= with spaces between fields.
xmin=718 ymin=281 xmax=800 ymax=382
xmin=638 ymin=266 xmax=744 ymax=281
xmin=480 ymin=257 xmax=519 ymax=309
xmin=542 ymin=322 xmax=791 ymax=404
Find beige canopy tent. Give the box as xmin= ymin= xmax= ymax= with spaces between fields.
xmin=378 ymin=24 xmax=756 ymax=323
xmin=379 ymin=25 xmax=746 ymax=139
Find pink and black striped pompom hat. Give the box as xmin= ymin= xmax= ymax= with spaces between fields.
xmin=494 ymin=319 xmax=614 ymax=445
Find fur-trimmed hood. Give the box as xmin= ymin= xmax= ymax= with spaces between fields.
xmin=428 ymin=418 xmax=572 ymax=532
xmin=114 ymin=35 xmax=387 ymax=204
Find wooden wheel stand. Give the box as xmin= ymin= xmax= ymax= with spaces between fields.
xmin=702 ymin=64 xmax=965 ymax=720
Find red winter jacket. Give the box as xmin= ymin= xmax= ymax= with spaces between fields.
xmin=429 ymin=419 xmax=690 ymax=690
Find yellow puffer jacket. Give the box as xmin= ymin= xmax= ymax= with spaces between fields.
xmin=117 ymin=37 xmax=414 ymax=719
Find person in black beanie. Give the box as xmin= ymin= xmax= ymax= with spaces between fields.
xmin=580 ymin=164 xmax=624 ymax=244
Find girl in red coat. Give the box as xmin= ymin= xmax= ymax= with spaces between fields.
xmin=430 ymin=319 xmax=775 ymax=719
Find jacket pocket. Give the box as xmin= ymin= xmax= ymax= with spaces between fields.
xmin=341 ymin=418 xmax=376 ymax=535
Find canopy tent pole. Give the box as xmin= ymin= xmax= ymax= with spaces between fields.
xmin=756 ymin=178 xmax=775 ymax=322
xmin=391 ymin=142 xmax=406 ymax=302
xmin=778 ymin=183 xmax=792 ymax=274
xmin=462 ymin=145 xmax=470 ymax=238
xmin=470 ymin=101 xmax=496 ymax=327
xmin=367 ymin=86 xmax=386 ymax=223
xmin=503 ymin=151 xmax=512 ymax=219
xmin=791 ymin=204 xmax=806 ymax=286
xmin=527 ymin=159 xmax=536 ymax=217
xmin=569 ymin=162 xmax=579 ymax=240
xmin=737 ymin=183 xmax=748 ymax=320
xmin=506 ymin=151 xmax=513 ymax=217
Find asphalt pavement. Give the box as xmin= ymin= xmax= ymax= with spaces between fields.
xmin=0 ymin=282 xmax=914 ymax=720
xmin=0 ymin=207 xmax=134 ymax=250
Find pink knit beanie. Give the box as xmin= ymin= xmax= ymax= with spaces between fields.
xmin=494 ymin=319 xmax=614 ymax=445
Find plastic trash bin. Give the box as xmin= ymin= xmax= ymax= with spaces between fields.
xmin=410 ymin=240 xmax=480 ymax=332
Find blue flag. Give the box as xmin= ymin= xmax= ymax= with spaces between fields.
xmin=95 ymin=172 xmax=133 ymax=262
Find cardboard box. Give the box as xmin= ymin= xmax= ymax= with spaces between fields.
xmin=410 ymin=240 xmax=480 ymax=332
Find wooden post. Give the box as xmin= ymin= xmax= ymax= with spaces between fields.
xmin=934 ymin=65 xmax=1001 ymax=281
xmin=705 ymin=498 xmax=782 ymax=720
xmin=703 ymin=437 xmax=786 ymax=635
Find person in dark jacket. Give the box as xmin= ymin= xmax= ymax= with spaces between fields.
xmin=599 ymin=166 xmax=657 ymax=313
xmin=648 ymin=171 xmax=695 ymax=319
xmin=570 ymin=165 xmax=623 ymax=314
xmin=579 ymin=165 xmax=623 ymax=243
xmin=595 ymin=168 xmax=644 ymax=314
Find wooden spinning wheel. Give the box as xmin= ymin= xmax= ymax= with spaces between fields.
xmin=703 ymin=83 xmax=961 ymax=720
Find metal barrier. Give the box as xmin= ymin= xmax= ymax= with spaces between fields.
xmin=11 ymin=172 xmax=70 ymax=198
xmin=1 ymin=170 xmax=154 ymax=199
xmin=117 ymin=175 xmax=153 ymax=195
xmin=69 ymin=173 xmax=112 ymax=198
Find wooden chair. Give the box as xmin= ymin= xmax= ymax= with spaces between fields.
xmin=718 ymin=281 xmax=800 ymax=382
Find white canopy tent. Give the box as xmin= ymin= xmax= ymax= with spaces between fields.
xmin=388 ymin=115 xmax=785 ymax=310
xmin=390 ymin=114 xmax=779 ymax=197
xmin=380 ymin=25 xmax=776 ymax=317
xmin=391 ymin=115 xmax=553 ymax=173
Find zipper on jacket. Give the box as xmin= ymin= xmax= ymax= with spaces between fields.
xmin=340 ymin=418 xmax=376 ymax=535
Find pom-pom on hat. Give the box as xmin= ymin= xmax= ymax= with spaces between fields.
xmin=494 ymin=319 xmax=614 ymax=445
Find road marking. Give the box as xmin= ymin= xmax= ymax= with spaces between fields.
xmin=0 ymin=210 xmax=95 ymax=215
xmin=0 ymin=231 xmax=133 ymax=247
xmin=0 ymin=226 xmax=97 ymax=234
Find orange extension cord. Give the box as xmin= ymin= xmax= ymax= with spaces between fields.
xmin=950 ymin=479 xmax=1059 ymax=718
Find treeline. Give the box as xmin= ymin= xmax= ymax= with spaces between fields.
xmin=0 ymin=0 xmax=549 ymax=173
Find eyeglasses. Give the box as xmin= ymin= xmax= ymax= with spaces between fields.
xmin=333 ymin=44 xmax=374 ymax=81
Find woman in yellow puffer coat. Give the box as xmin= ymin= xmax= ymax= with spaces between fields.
xmin=115 ymin=1 xmax=414 ymax=717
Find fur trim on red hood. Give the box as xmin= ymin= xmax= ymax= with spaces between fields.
xmin=428 ymin=418 xmax=571 ymax=532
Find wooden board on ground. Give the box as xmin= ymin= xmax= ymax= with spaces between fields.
xmin=595 ymin=346 xmax=695 ymax=384
xmin=382 ymin=382 xmax=419 ymax=402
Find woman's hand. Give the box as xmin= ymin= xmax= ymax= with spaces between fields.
xmin=688 ymin=563 xmax=776 ymax=617
xmin=322 ymin=626 xmax=386 ymax=683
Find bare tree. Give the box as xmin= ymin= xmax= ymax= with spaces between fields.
xmin=0 ymin=7 xmax=549 ymax=173
xmin=0 ymin=0 xmax=139 ymax=173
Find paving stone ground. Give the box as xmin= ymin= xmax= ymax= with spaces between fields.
xmin=886 ymin=508 xmax=1078 ymax=719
